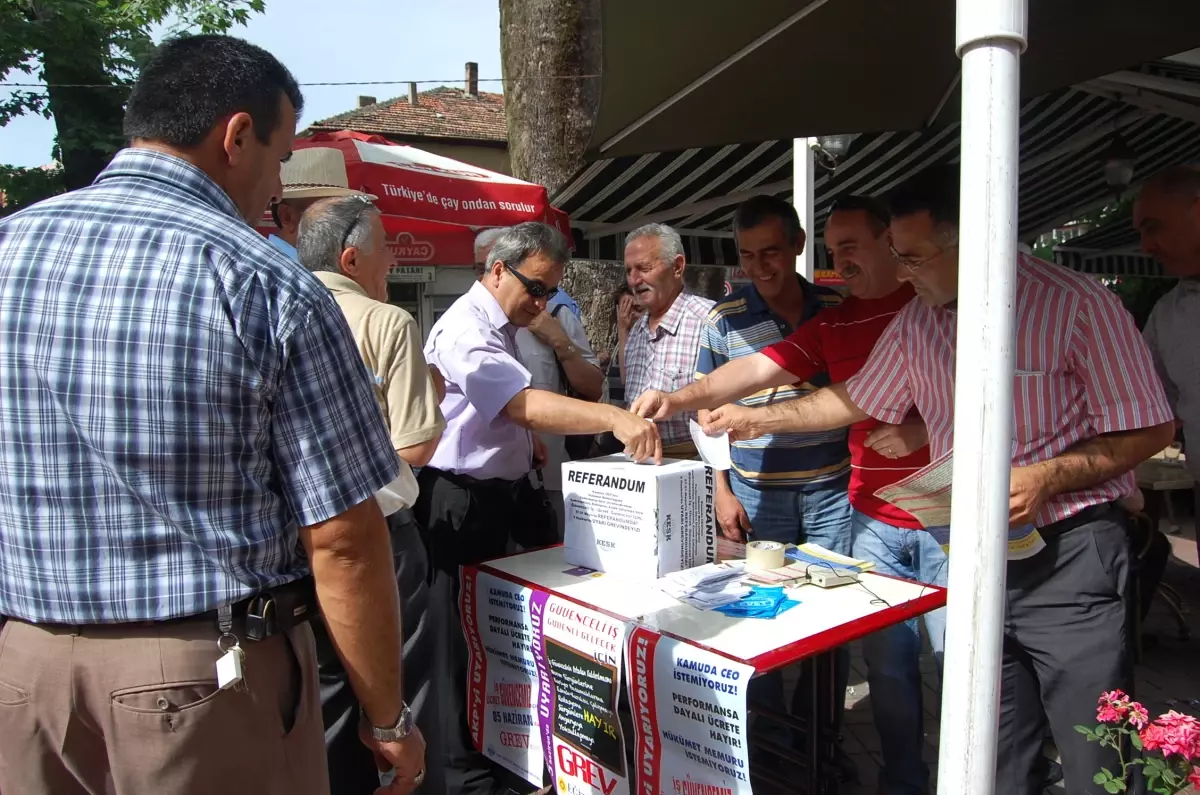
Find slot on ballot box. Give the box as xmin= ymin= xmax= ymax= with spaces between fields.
xmin=562 ymin=455 xmax=717 ymax=581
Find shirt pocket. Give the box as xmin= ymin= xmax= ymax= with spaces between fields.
xmin=1011 ymin=369 xmax=1060 ymax=447
xmin=664 ymin=369 xmax=693 ymax=392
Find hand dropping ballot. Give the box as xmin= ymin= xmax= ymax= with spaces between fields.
xmin=688 ymin=419 xmax=732 ymax=471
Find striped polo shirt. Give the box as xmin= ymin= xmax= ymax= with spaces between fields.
xmin=696 ymin=276 xmax=850 ymax=490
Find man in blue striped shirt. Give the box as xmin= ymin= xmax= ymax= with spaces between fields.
xmin=0 ymin=35 xmax=424 ymax=795
xmin=694 ymin=195 xmax=852 ymax=756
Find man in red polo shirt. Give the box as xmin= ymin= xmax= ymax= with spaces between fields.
xmin=632 ymin=195 xmax=942 ymax=794
xmin=690 ymin=169 xmax=1174 ymax=795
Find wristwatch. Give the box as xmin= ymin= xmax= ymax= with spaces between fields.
xmin=362 ymin=703 xmax=414 ymax=741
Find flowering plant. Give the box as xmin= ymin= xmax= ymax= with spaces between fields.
xmin=1075 ymin=690 xmax=1200 ymax=794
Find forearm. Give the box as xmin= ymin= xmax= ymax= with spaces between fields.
xmin=757 ymin=382 xmax=868 ymax=434
xmin=302 ymin=499 xmax=403 ymax=728
xmin=556 ymin=348 xmax=605 ymax=402
xmin=677 ymin=354 xmax=793 ymax=411
xmin=505 ymin=388 xmax=623 ymax=436
xmin=1027 ymin=422 xmax=1175 ymax=498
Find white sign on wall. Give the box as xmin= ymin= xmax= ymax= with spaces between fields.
xmin=388 ymin=265 xmax=436 ymax=283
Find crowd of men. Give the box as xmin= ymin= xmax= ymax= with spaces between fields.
xmin=0 ymin=30 xmax=1197 ymax=795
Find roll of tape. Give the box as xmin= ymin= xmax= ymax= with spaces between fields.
xmin=745 ymin=540 xmax=786 ymax=570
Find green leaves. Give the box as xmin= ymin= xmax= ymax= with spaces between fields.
xmin=1 ymin=0 xmax=266 ymax=200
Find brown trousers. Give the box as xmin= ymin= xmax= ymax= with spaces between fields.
xmin=0 ymin=617 xmax=328 ymax=795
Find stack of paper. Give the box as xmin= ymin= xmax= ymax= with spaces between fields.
xmin=786 ymin=543 xmax=875 ymax=573
xmin=657 ymin=564 xmax=751 ymax=610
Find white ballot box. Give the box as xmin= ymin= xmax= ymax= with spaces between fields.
xmin=561 ymin=456 xmax=717 ymax=581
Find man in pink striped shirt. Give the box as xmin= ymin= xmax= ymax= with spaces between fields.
xmin=706 ymin=167 xmax=1174 ymax=795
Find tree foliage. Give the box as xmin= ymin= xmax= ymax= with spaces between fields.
xmin=1 ymin=0 xmax=265 ymax=213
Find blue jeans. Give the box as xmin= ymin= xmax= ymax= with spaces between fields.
xmin=851 ymin=510 xmax=949 ymax=795
xmin=731 ymin=474 xmax=853 ymax=746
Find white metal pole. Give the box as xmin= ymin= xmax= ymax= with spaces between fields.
xmin=936 ymin=1 xmax=1027 ymax=794
xmin=791 ymin=137 xmax=816 ymax=281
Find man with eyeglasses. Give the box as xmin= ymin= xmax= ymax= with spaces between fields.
xmin=634 ymin=194 xmax=942 ymax=792
xmin=297 ymin=196 xmax=447 ymax=795
xmin=417 ymin=221 xmax=661 ymax=795
xmin=697 ymin=166 xmax=1174 ymax=794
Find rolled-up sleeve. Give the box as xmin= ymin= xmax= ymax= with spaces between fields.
xmin=439 ymin=326 xmax=532 ymax=423
xmin=845 ymin=314 xmax=914 ymax=424
xmin=1072 ymin=290 xmax=1174 ymax=434
xmin=272 ymin=298 xmax=401 ymax=527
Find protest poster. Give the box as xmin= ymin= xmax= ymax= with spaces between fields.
xmin=461 ymin=569 xmax=545 ymax=786
xmin=530 ymin=590 xmax=631 ymax=795
xmin=625 ymin=627 xmax=754 ymax=795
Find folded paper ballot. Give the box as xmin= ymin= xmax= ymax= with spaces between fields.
xmin=688 ymin=419 xmax=732 ymax=471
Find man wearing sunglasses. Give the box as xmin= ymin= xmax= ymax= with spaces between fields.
xmin=695 ymin=167 xmax=1174 ymax=794
xmin=417 ymin=221 xmax=661 ymax=795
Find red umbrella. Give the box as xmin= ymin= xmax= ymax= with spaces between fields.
xmin=282 ymin=130 xmax=570 ymax=266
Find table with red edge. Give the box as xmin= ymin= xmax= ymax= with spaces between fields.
xmin=466 ymin=545 xmax=947 ymax=794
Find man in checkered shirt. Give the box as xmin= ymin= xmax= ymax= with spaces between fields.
xmin=0 ymin=35 xmax=424 ymax=795
xmin=622 ymin=223 xmax=716 ymax=456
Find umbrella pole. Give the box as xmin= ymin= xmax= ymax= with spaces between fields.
xmin=937 ymin=2 xmax=1027 ymax=795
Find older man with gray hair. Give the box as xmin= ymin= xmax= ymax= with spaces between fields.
xmin=622 ymin=222 xmax=715 ymax=456
xmin=298 ymin=196 xmax=447 ymax=795
xmin=418 ymin=221 xmax=660 ymax=795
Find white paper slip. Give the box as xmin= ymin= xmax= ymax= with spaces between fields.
xmin=688 ymin=418 xmax=732 ymax=470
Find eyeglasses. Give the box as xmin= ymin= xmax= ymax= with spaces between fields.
xmin=889 ymin=243 xmax=956 ymax=272
xmin=502 ymin=262 xmax=559 ymax=299
xmin=339 ymin=195 xmax=375 ymax=253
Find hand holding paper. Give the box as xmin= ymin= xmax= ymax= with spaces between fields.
xmin=688 ymin=419 xmax=731 ymax=470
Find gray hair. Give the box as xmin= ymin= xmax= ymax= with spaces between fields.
xmin=474 ymin=227 xmax=509 ymax=261
xmin=296 ymin=196 xmax=380 ymax=274
xmin=485 ymin=222 xmax=570 ymax=272
xmin=625 ymin=222 xmax=685 ymax=264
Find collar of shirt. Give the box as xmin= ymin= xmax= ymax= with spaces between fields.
xmin=99 ymin=148 xmax=243 ymax=221
xmin=268 ymin=234 xmax=299 ymax=261
xmin=743 ymin=274 xmax=825 ymax=330
xmin=640 ymin=289 xmax=694 ymax=339
xmin=314 ymin=271 xmax=368 ymax=299
xmin=467 ymin=280 xmax=514 ymax=333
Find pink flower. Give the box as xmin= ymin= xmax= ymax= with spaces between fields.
xmin=1188 ymin=765 xmax=1200 ymax=787
xmin=1141 ymin=723 xmax=1167 ymax=753
xmin=1155 ymin=711 xmax=1200 ymax=760
xmin=1127 ymin=702 xmax=1149 ymax=731
xmin=1097 ymin=691 xmax=1132 ymax=724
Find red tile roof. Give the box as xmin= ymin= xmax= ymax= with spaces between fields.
xmin=306 ymin=86 xmax=508 ymax=144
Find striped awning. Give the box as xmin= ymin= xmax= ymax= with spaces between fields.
xmin=559 ymin=60 xmax=1200 ymax=267
xmin=1053 ymin=216 xmax=1165 ymax=277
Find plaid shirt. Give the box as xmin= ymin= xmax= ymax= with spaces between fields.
xmin=0 ymin=148 xmax=399 ymax=624
xmin=623 ymin=291 xmax=715 ymax=446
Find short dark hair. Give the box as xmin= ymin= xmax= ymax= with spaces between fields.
xmin=827 ymin=194 xmax=890 ymax=235
xmin=1142 ymin=165 xmax=1200 ymax=201
xmin=124 ymin=34 xmax=304 ymax=148
xmin=886 ymin=166 xmax=960 ymax=228
xmin=733 ymin=195 xmax=804 ymax=243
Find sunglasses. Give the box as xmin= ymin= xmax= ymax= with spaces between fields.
xmin=503 ymin=261 xmax=559 ymax=299
xmin=339 ymin=195 xmax=375 ymax=253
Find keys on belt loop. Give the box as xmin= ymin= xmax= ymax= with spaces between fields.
xmin=215 ymin=604 xmax=247 ymax=691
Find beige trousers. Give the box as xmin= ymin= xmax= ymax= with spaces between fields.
xmin=0 ymin=617 xmax=328 ymax=795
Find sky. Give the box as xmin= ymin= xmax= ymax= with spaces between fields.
xmin=0 ymin=0 xmax=503 ymax=168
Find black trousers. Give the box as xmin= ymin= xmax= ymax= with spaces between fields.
xmin=413 ymin=467 xmax=556 ymax=795
xmin=312 ymin=509 xmax=447 ymax=795
xmin=996 ymin=505 xmax=1139 ymax=795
